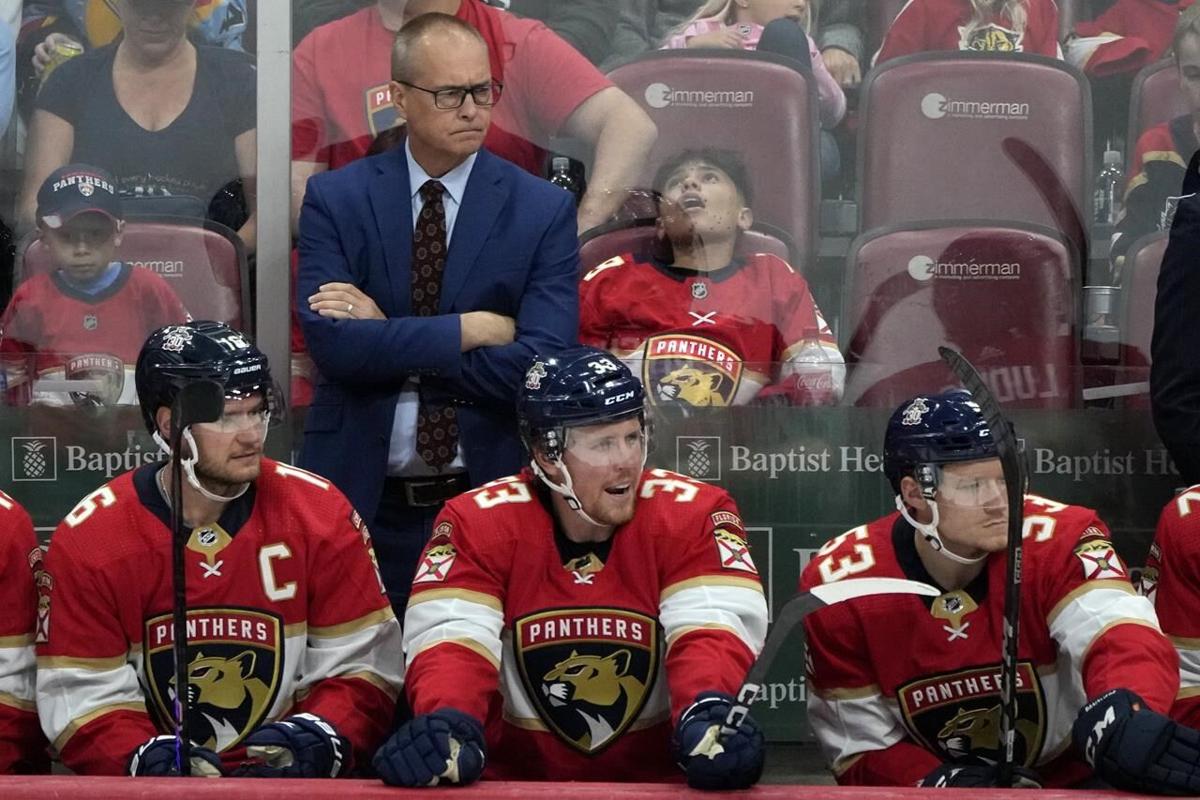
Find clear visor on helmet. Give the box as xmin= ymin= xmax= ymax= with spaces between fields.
xmin=561 ymin=419 xmax=647 ymax=469
xmin=934 ymin=471 xmax=1008 ymax=509
xmin=192 ymin=384 xmax=279 ymax=435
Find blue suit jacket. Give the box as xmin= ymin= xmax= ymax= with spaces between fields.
xmin=296 ymin=147 xmax=579 ymax=523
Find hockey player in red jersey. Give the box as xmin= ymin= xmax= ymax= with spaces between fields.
xmin=801 ymin=390 xmax=1200 ymax=792
xmin=35 ymin=321 xmax=404 ymax=777
xmin=1143 ymin=484 xmax=1200 ymax=728
xmin=0 ymin=164 xmax=189 ymax=407
xmin=0 ymin=490 xmax=48 ymax=774
xmin=875 ymin=0 xmax=1061 ymax=65
xmin=579 ymin=148 xmax=843 ymax=409
xmin=374 ymin=347 xmax=768 ymax=788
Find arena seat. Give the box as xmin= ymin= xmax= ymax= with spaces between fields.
xmin=606 ymin=50 xmax=820 ymax=264
xmin=1127 ymin=59 xmax=1186 ymax=158
xmin=579 ymin=219 xmax=796 ymax=277
xmin=18 ymin=217 xmax=250 ymax=332
xmin=857 ymin=53 xmax=1092 ymax=255
xmin=840 ymin=222 xmax=1080 ymax=408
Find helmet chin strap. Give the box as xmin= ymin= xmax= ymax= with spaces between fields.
xmin=154 ymin=430 xmax=250 ymax=504
xmin=895 ymin=494 xmax=986 ymax=566
xmin=531 ymin=457 xmax=607 ymax=528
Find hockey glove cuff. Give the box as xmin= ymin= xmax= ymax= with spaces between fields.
xmin=231 ymin=712 xmax=350 ymax=778
xmin=919 ymin=762 xmax=1042 ymax=788
xmin=128 ymin=734 xmax=223 ymax=777
xmin=373 ymin=707 xmax=486 ymax=787
xmin=1073 ymin=687 xmax=1200 ymax=795
xmin=673 ymin=691 xmax=765 ymax=791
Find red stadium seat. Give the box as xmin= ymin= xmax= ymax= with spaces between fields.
xmin=18 ymin=217 xmax=250 ymax=332
xmin=606 ymin=50 xmax=820 ymax=263
xmin=579 ymin=220 xmax=796 ymax=277
xmin=1127 ymin=59 xmax=1186 ymax=159
xmin=858 ymin=53 xmax=1092 ymax=254
xmin=840 ymin=222 xmax=1081 ymax=408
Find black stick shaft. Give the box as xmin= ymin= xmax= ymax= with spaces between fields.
xmin=169 ymin=450 xmax=191 ymax=776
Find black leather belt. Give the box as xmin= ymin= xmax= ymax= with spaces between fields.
xmin=382 ymin=473 xmax=470 ymax=508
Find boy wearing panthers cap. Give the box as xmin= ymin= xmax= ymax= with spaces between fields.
xmin=0 ymin=163 xmax=188 ymax=406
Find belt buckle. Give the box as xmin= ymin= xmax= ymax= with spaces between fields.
xmin=403 ymin=480 xmax=437 ymax=507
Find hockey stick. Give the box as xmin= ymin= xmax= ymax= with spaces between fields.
xmin=720 ymin=577 xmax=942 ymax=737
xmin=939 ymin=346 xmax=1027 ymax=787
xmin=167 ymin=379 xmax=225 ymax=776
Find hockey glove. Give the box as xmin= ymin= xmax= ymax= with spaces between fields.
xmin=128 ymin=734 xmax=223 ymax=777
xmin=673 ymin=691 xmax=765 ymax=790
xmin=1073 ymin=687 xmax=1200 ymax=795
xmin=919 ymin=762 xmax=1042 ymax=788
xmin=373 ymin=708 xmax=486 ymax=787
xmin=230 ymin=712 xmax=349 ymax=778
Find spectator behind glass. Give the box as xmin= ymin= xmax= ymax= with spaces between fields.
xmin=1066 ymin=0 xmax=1193 ymax=78
xmin=18 ymin=0 xmax=258 ymax=251
xmin=608 ymin=0 xmax=864 ymax=86
xmin=1110 ymin=4 xmax=1200 ymax=277
xmin=662 ymin=0 xmax=847 ymax=131
xmin=0 ymin=0 xmax=15 ymax=137
xmin=1 ymin=164 xmax=189 ymax=407
xmin=506 ymin=0 xmax=614 ymax=65
xmin=579 ymin=149 xmax=844 ymax=409
xmin=291 ymin=0 xmax=657 ymax=235
xmin=875 ymin=0 xmax=1061 ymax=65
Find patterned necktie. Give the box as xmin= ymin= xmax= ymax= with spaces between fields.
xmin=412 ymin=180 xmax=459 ymax=469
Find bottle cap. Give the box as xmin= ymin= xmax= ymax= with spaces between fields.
xmin=551 ymin=156 xmax=571 ymax=171
xmin=1103 ymin=149 xmax=1122 ymax=167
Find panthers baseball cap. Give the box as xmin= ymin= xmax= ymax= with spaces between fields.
xmin=37 ymin=164 xmax=123 ymax=229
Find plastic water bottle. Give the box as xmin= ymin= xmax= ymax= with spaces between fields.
xmin=1093 ymin=148 xmax=1124 ymax=226
xmin=791 ymin=328 xmax=840 ymax=405
xmin=549 ymin=156 xmax=584 ymax=206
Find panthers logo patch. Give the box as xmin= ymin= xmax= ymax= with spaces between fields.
xmin=898 ymin=662 xmax=1045 ymax=767
xmin=143 ymin=608 xmax=283 ymax=752
xmin=364 ymin=82 xmax=400 ymax=137
xmin=642 ymin=334 xmax=742 ymax=408
xmin=959 ymin=22 xmax=1023 ymax=53
xmin=64 ymin=353 xmax=125 ymax=407
xmin=514 ymin=608 xmax=659 ymax=755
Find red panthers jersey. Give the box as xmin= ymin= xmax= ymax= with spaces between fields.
xmin=404 ymin=468 xmax=768 ymax=781
xmin=0 ymin=265 xmax=189 ymax=405
xmin=579 ymin=252 xmax=843 ymax=408
xmin=0 ymin=490 xmax=48 ymax=773
xmin=801 ymin=495 xmax=1177 ymax=787
xmin=876 ymin=0 xmax=1060 ymax=64
xmin=1143 ymin=485 xmax=1200 ymax=727
xmin=36 ymin=459 xmax=403 ymax=775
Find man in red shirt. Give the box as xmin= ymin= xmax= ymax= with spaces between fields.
xmin=292 ymin=0 xmax=656 ymax=234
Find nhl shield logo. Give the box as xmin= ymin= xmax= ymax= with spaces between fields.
xmin=143 ymin=608 xmax=283 ymax=752
xmin=515 ymin=608 xmax=658 ymax=755
xmin=899 ymin=662 xmax=1045 ymax=767
xmin=643 ymin=333 xmax=742 ymax=408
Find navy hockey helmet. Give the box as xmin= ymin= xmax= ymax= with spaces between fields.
xmin=135 ymin=321 xmax=277 ymax=436
xmin=518 ymin=347 xmax=646 ymax=460
xmin=883 ymin=390 xmax=998 ymax=494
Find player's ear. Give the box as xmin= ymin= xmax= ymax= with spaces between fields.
xmin=532 ymin=446 xmax=560 ymax=478
xmin=155 ymin=406 xmax=172 ymax=442
xmin=899 ymin=475 xmax=929 ymax=513
xmin=112 ymin=219 xmax=125 ymax=247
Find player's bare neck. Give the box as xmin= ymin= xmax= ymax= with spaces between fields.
xmin=552 ymin=497 xmax=615 ymax=544
xmin=160 ymin=464 xmax=234 ymax=528
xmin=914 ymin=531 xmax=986 ymax=591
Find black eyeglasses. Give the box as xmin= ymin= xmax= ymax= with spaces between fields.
xmin=398 ymin=80 xmax=503 ymax=110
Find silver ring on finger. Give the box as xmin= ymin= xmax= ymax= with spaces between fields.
xmin=347 ymin=303 xmax=354 ymax=314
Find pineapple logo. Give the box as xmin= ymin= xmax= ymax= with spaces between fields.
xmin=12 ymin=437 xmax=58 ymax=481
xmin=675 ymin=436 xmax=720 ymax=481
